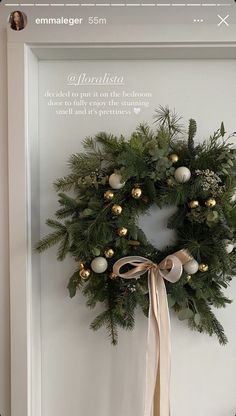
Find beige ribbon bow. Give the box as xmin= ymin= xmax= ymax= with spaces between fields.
xmin=113 ymin=249 xmax=192 ymax=416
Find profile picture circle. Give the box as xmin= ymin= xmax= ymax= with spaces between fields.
xmin=9 ymin=11 xmax=27 ymax=31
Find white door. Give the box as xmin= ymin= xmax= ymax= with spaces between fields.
xmin=37 ymin=58 xmax=236 ymax=416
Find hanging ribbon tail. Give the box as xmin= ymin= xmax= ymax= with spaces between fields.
xmin=144 ymin=268 xmax=171 ymax=416
xmin=112 ymin=250 xmax=193 ymax=416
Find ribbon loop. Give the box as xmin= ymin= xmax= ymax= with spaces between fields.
xmin=113 ymin=249 xmax=192 ymax=416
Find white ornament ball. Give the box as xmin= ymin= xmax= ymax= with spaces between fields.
xmin=230 ymin=189 xmax=236 ymax=203
xmin=91 ymin=257 xmax=108 ymax=273
xmin=223 ymin=240 xmax=234 ymax=254
xmin=174 ymin=167 xmax=191 ymax=183
xmin=108 ymin=173 xmax=125 ymax=190
xmin=183 ymin=259 xmax=199 ymax=275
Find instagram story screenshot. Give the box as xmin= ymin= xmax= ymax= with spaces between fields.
xmin=0 ymin=1 xmax=236 ymax=416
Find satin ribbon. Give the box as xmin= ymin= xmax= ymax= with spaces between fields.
xmin=113 ymin=249 xmax=192 ymax=416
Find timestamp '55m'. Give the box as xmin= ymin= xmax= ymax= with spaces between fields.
xmin=88 ymin=17 xmax=107 ymax=25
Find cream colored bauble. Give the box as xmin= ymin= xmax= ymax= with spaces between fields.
xmin=223 ymin=240 xmax=234 ymax=254
xmin=230 ymin=189 xmax=236 ymax=203
xmin=174 ymin=167 xmax=191 ymax=183
xmin=91 ymin=257 xmax=108 ymax=273
xmin=108 ymin=173 xmax=125 ymax=190
xmin=183 ymin=259 xmax=199 ymax=275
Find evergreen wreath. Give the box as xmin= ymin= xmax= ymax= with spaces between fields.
xmin=35 ymin=106 xmax=236 ymax=345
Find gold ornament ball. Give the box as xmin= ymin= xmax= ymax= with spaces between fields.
xmin=198 ymin=263 xmax=209 ymax=273
xmin=117 ymin=227 xmax=128 ymax=237
xmin=109 ymin=272 xmax=117 ymax=280
xmin=169 ymin=154 xmax=179 ymax=163
xmin=79 ymin=268 xmax=91 ymax=279
xmin=111 ymin=204 xmax=123 ymax=215
xmin=205 ymin=198 xmax=216 ymax=208
xmin=188 ymin=200 xmax=199 ymax=209
xmin=104 ymin=190 xmax=114 ymax=201
xmin=131 ymin=187 xmax=142 ymax=199
xmin=104 ymin=248 xmax=115 ymax=258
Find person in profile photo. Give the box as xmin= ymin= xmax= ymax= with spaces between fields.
xmin=9 ymin=11 xmax=27 ymax=31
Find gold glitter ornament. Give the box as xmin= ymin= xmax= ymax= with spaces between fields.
xmin=131 ymin=187 xmax=142 ymax=199
xmin=104 ymin=190 xmax=114 ymax=201
xmin=104 ymin=248 xmax=115 ymax=258
xmin=111 ymin=204 xmax=123 ymax=215
xmin=169 ymin=154 xmax=179 ymax=163
xmin=117 ymin=227 xmax=128 ymax=237
xmin=198 ymin=263 xmax=209 ymax=272
xmin=79 ymin=268 xmax=91 ymax=279
xmin=188 ymin=200 xmax=199 ymax=209
xmin=205 ymin=198 xmax=216 ymax=208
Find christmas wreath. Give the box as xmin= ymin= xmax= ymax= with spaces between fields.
xmin=35 ymin=106 xmax=236 ymax=345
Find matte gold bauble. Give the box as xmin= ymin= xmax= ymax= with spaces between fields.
xmin=198 ymin=263 xmax=209 ymax=272
xmin=131 ymin=187 xmax=142 ymax=199
xmin=109 ymin=272 xmax=117 ymax=280
xmin=205 ymin=198 xmax=216 ymax=208
xmin=79 ymin=268 xmax=91 ymax=279
xmin=188 ymin=200 xmax=199 ymax=209
xmin=104 ymin=190 xmax=114 ymax=201
xmin=169 ymin=154 xmax=179 ymax=163
xmin=104 ymin=248 xmax=115 ymax=258
xmin=117 ymin=227 xmax=128 ymax=237
xmin=111 ymin=204 xmax=123 ymax=215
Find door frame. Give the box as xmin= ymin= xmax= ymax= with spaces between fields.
xmin=7 ymin=41 xmax=236 ymax=416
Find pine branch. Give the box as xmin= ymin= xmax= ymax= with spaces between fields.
xmin=153 ymin=105 xmax=184 ymax=137
xmin=67 ymin=269 xmax=84 ymax=298
xmin=68 ymin=153 xmax=102 ymax=176
xmin=190 ymin=300 xmax=228 ymax=345
xmin=57 ymin=232 xmax=70 ymax=261
xmin=34 ymin=229 xmax=67 ymax=253
xmin=135 ymin=285 xmax=149 ymax=317
xmin=95 ymin=131 xmax=125 ymax=155
xmin=57 ymin=192 xmax=79 ymax=209
xmin=136 ymin=123 xmax=154 ymax=141
xmin=46 ymin=218 xmax=66 ymax=230
xmin=55 ymin=207 xmax=77 ymax=219
xmin=90 ymin=309 xmax=118 ymax=345
xmin=53 ymin=173 xmax=78 ymax=192
xmin=90 ymin=310 xmax=110 ymax=330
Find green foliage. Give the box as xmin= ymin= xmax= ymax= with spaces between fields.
xmin=35 ymin=106 xmax=236 ymax=345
